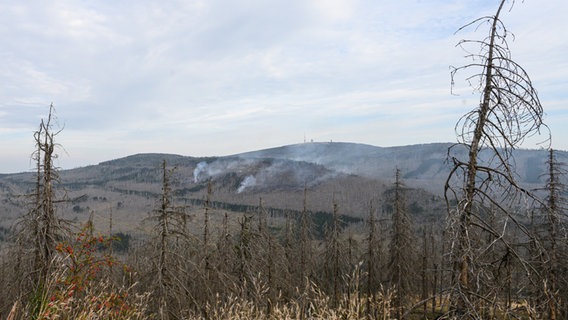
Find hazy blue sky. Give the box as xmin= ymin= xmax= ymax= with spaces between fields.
xmin=1 ymin=0 xmax=567 ymax=173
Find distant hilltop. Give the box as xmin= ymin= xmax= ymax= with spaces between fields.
xmin=1 ymin=141 xmax=565 ymax=232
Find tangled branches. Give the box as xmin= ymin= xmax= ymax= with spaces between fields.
xmin=445 ymin=0 xmax=550 ymax=317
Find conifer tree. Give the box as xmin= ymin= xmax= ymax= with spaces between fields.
xmin=387 ymin=169 xmax=414 ymax=319
xmin=203 ymin=179 xmax=213 ymax=275
xmin=12 ymin=104 xmax=68 ymax=310
xmin=149 ymin=160 xmax=192 ymax=319
xmin=446 ymin=0 xmax=549 ymax=315
xmin=365 ymin=200 xmax=383 ymax=318
xmin=537 ymin=149 xmax=567 ymax=318
xmin=297 ymin=185 xmax=314 ymax=288
xmin=323 ymin=199 xmax=345 ymax=308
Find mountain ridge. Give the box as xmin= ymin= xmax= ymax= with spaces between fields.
xmin=1 ymin=141 xmax=566 ymax=233
xmin=3 ymin=142 xmax=565 ymax=192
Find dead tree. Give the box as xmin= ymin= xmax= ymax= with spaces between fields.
xmin=446 ymin=0 xmax=549 ymax=316
xmin=387 ymin=169 xmax=415 ymax=319
xmin=149 ymin=160 xmax=194 ymax=319
xmin=255 ymin=198 xmax=288 ymax=314
xmin=421 ymin=229 xmax=428 ymax=316
xmin=11 ymin=104 xmax=67 ymax=305
xmin=235 ymin=213 xmax=254 ymax=296
xmin=297 ymin=185 xmax=314 ymax=288
xmin=536 ymin=149 xmax=567 ymax=319
xmin=32 ymin=105 xmax=66 ymax=280
xmin=323 ymin=199 xmax=345 ymax=308
xmin=215 ymin=211 xmax=234 ymax=283
xmin=282 ymin=209 xmax=295 ymax=296
xmin=203 ymin=179 xmax=213 ymax=274
xmin=365 ymin=201 xmax=379 ymax=311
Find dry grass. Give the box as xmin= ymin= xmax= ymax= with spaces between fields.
xmin=199 ymin=276 xmax=396 ymax=320
xmin=7 ymin=274 xmax=396 ymax=320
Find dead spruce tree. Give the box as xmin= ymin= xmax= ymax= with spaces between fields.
xmin=534 ymin=149 xmax=567 ymax=318
xmin=147 ymin=160 xmax=193 ymax=319
xmin=446 ymin=0 xmax=549 ymax=316
xmin=258 ymin=199 xmax=280 ymax=312
xmin=365 ymin=200 xmax=384 ymax=318
xmin=544 ymin=150 xmax=567 ymax=318
xmin=322 ymin=199 xmax=346 ymax=308
xmin=387 ymin=169 xmax=415 ymax=319
xmin=202 ymin=179 xmax=213 ymax=276
xmin=298 ymin=185 xmax=313 ymax=286
xmin=12 ymin=104 xmax=68 ymax=305
xmin=235 ymin=213 xmax=254 ymax=297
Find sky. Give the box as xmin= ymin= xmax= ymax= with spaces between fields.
xmin=1 ymin=0 xmax=567 ymax=173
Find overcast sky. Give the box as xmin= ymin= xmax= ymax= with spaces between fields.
xmin=1 ymin=0 xmax=567 ymax=173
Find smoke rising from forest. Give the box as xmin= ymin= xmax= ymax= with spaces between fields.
xmin=192 ymin=156 xmax=337 ymax=193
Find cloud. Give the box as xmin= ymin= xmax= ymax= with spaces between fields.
xmin=1 ymin=0 xmax=567 ymax=173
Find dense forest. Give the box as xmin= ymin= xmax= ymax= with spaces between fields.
xmin=1 ymin=0 xmax=567 ymax=319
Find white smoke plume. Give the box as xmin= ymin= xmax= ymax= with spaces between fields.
xmin=237 ymin=175 xmax=256 ymax=193
xmin=193 ymin=156 xmax=334 ymax=192
xmin=193 ymin=159 xmax=257 ymax=183
xmin=193 ymin=161 xmax=209 ymax=183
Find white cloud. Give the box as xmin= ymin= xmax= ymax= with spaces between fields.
xmin=1 ymin=0 xmax=567 ymax=173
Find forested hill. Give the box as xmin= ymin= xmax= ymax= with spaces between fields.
xmin=236 ymin=142 xmax=567 ymax=193
xmin=0 ymin=142 xmax=565 ymax=233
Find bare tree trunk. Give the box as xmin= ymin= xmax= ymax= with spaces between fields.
xmin=455 ymin=3 xmax=506 ymax=310
xmin=422 ymin=229 xmax=428 ymax=316
xmin=542 ymin=149 xmax=566 ymax=319
xmin=150 ymin=159 xmax=194 ymax=319
xmin=299 ymin=185 xmax=312 ymax=286
xmin=319 ymin=196 xmax=348 ymax=310
xmin=203 ymin=179 xmax=213 ymax=274
xmin=388 ymin=169 xmax=414 ymax=319
xmin=430 ymin=227 xmax=438 ymax=315
xmin=332 ymin=201 xmax=341 ymax=308
xmin=366 ymin=201 xmax=378 ymax=318
xmin=8 ymin=104 xmax=68 ymax=317
xmin=447 ymin=0 xmax=548 ymax=316
xmin=158 ymin=160 xmax=170 ymax=319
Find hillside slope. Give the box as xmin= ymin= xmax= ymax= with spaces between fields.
xmin=1 ymin=142 xmax=565 ymax=234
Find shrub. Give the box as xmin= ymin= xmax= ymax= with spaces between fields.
xmin=17 ymin=221 xmax=149 ymax=320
